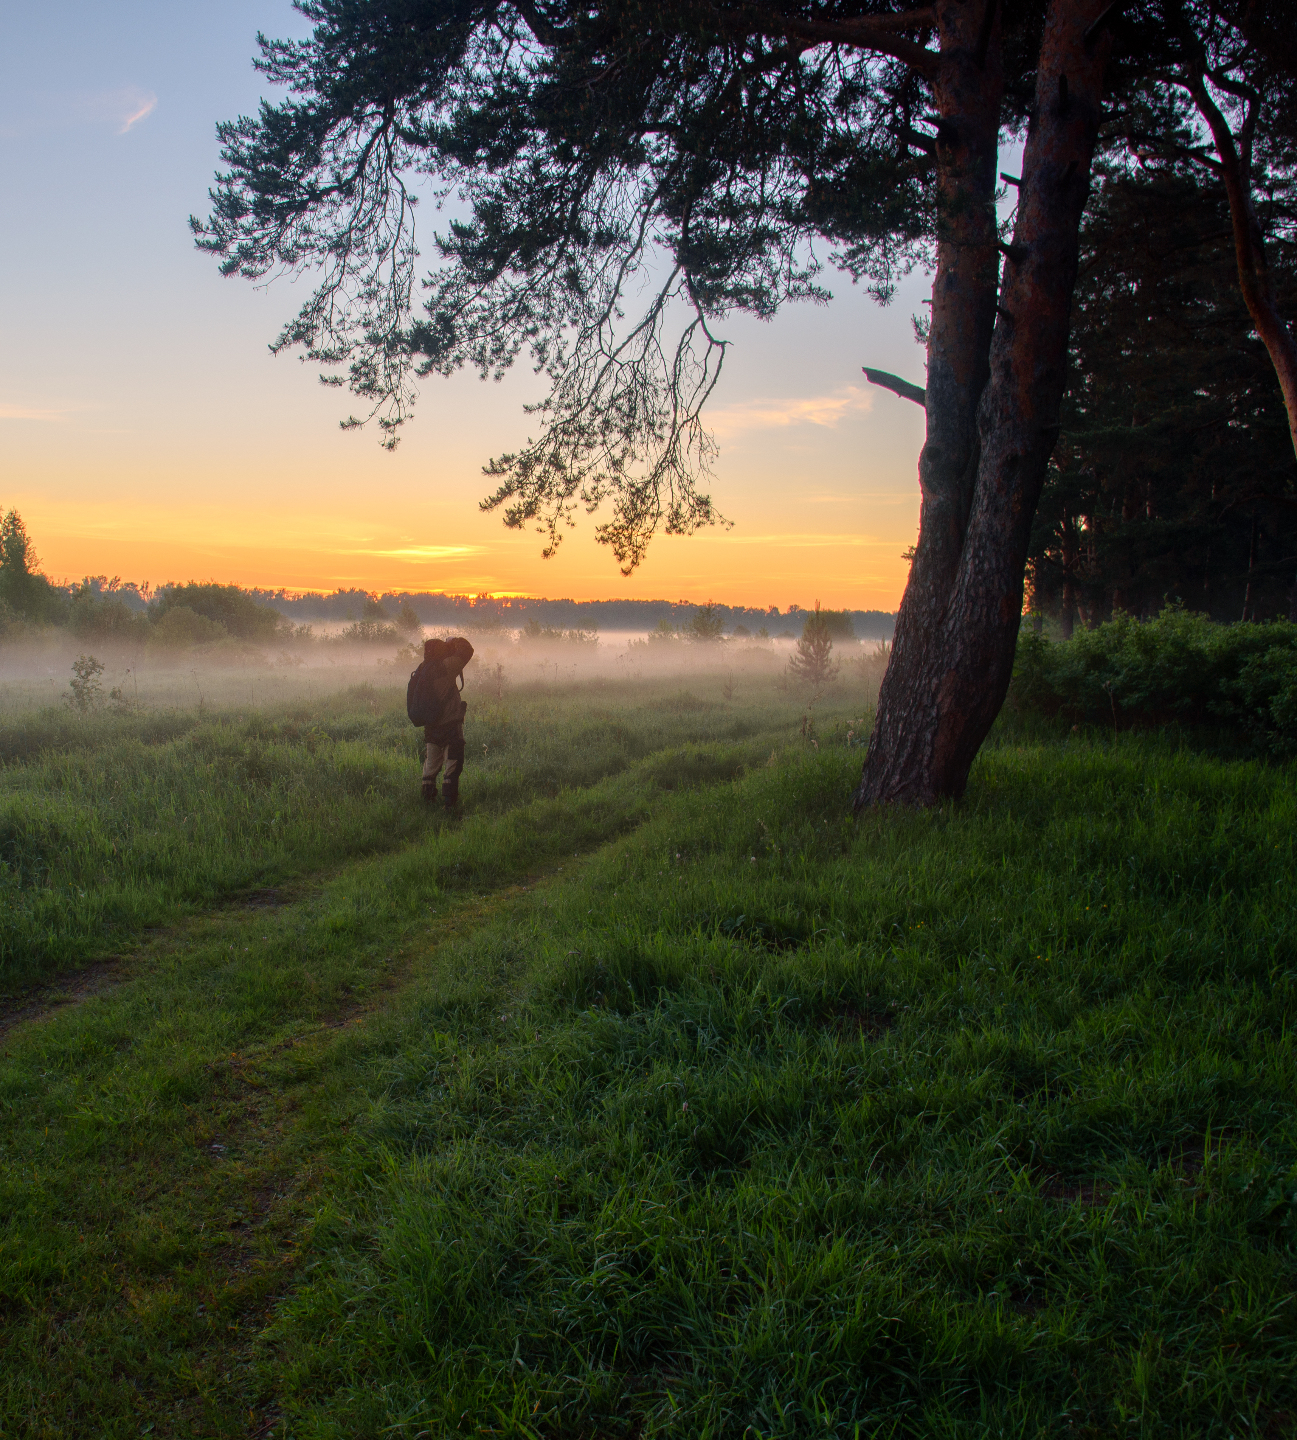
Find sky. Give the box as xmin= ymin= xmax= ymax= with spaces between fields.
xmin=0 ymin=1 xmax=936 ymax=611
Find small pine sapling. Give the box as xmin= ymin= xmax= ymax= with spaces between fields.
xmin=787 ymin=602 xmax=840 ymax=691
xmin=684 ymin=601 xmax=725 ymax=642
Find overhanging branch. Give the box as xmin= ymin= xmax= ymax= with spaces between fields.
xmin=863 ymin=366 xmax=926 ymax=407
xmin=765 ymin=9 xmax=941 ymax=77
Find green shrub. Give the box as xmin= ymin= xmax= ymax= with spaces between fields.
xmin=330 ymin=619 xmax=402 ymax=645
xmin=68 ymin=587 xmax=149 ymax=642
xmin=151 ymin=582 xmax=283 ymax=640
xmin=520 ymin=617 xmax=599 ymax=645
xmin=1010 ymin=607 xmax=1297 ymax=750
xmin=146 ymin=605 xmax=228 ymax=650
xmin=67 ymin=654 xmax=106 ymax=712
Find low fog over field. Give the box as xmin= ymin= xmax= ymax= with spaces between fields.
xmin=0 ymin=571 xmax=893 ymax=716
xmin=0 ymin=626 xmax=891 ymax=718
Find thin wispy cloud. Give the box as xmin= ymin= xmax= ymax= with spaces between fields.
xmin=81 ymin=86 xmax=157 ymax=133
xmin=352 ymin=545 xmax=487 ymax=561
xmin=116 ymin=89 xmax=157 ymax=133
xmin=0 ymin=86 xmax=158 ymax=139
xmin=724 ymin=532 xmax=882 ymax=548
xmin=707 ymin=385 xmax=874 ymax=438
xmin=0 ymin=403 xmax=63 ymax=421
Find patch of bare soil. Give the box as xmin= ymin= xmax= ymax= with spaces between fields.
xmin=237 ymin=887 xmax=288 ymax=910
xmin=0 ymin=956 xmax=125 ymax=1041
xmin=0 ymin=889 xmax=299 ymax=1044
xmin=1040 ymin=1178 xmax=1116 ymax=1207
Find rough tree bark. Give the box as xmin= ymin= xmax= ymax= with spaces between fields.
xmin=894 ymin=0 xmax=1004 ymax=667
xmin=856 ymin=0 xmax=1112 ymax=807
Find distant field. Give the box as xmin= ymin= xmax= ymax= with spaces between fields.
xmin=0 ymin=665 xmax=1293 ymax=1437
xmin=0 ymin=662 xmax=862 ymax=995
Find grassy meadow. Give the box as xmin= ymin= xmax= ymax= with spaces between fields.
xmin=0 ymin=658 xmax=1294 ymax=1437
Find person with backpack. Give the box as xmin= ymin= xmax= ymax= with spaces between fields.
xmin=407 ymin=636 xmax=474 ymax=807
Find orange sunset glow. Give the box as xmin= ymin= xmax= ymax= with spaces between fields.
xmin=2 ymin=2 xmax=930 ymax=613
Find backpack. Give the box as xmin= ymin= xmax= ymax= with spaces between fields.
xmin=406 ymin=640 xmax=464 ymax=727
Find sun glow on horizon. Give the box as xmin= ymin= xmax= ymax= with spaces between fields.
xmin=1 ymin=0 xmax=930 ymax=621
xmin=12 ymin=487 xmax=914 ymax=610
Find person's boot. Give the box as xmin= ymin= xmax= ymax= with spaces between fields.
xmin=421 ymin=778 xmax=438 ymax=805
xmin=442 ymin=778 xmax=460 ymax=810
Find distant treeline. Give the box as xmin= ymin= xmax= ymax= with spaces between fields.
xmin=0 ymin=509 xmax=894 ymax=645
xmin=244 ymin=589 xmax=896 ymax=640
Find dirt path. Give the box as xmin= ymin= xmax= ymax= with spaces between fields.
xmin=0 ymin=954 xmax=126 ymax=1041
xmin=0 ymin=840 xmax=607 ymax=1438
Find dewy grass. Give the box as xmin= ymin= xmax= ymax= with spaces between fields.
xmin=0 ymin=752 xmax=723 ymax=1435
xmin=0 ymin=677 xmax=1293 ymax=1437
xmin=0 ymin=675 xmax=833 ymax=994
xmin=273 ymin=739 xmax=1297 ymax=1439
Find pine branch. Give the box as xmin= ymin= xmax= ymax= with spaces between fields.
xmin=862 ymin=367 xmax=926 ymax=407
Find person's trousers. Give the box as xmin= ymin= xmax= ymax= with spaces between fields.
xmin=423 ymin=726 xmax=465 ymax=803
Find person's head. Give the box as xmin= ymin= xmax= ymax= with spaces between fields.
xmin=424 ymin=635 xmax=472 ymax=666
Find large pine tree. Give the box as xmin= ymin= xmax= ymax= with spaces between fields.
xmin=194 ymin=0 xmax=1297 ymax=805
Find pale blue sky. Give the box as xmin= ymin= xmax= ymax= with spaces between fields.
xmin=1 ymin=1 xmax=936 ymax=607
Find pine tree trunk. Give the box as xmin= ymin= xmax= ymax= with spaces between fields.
xmin=1242 ymin=510 xmax=1259 ymax=621
xmin=1061 ymin=503 xmax=1078 ymax=639
xmin=856 ymin=0 xmax=1110 ymax=808
xmin=1189 ymin=80 xmax=1297 ymax=463
xmin=895 ymin=0 xmax=1004 ymax=623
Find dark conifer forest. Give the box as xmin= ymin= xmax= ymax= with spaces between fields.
xmin=1031 ymin=166 xmax=1297 ymax=630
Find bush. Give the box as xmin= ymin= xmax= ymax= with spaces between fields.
xmin=331 ymin=620 xmax=402 ymax=645
xmin=631 ymin=617 xmax=680 ymax=647
xmin=68 ymin=587 xmax=149 ymax=643
xmin=1009 ymin=607 xmax=1297 ymax=751
xmin=67 ymin=655 xmax=105 ymax=711
xmin=151 ymin=583 xmax=282 ymax=641
xmin=147 ymin=606 xmax=229 ymax=651
xmin=520 ymin=619 xmax=598 ymax=646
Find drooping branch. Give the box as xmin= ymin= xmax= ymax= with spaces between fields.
xmin=479 ymin=254 xmax=731 ymax=575
xmin=190 ymin=0 xmax=1033 ymax=580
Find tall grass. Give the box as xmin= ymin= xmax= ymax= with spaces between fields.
xmin=0 ymin=675 xmax=859 ymax=993
xmin=266 ymin=737 xmax=1297 ymax=1437
xmin=0 ymin=675 xmax=1292 ymax=1437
